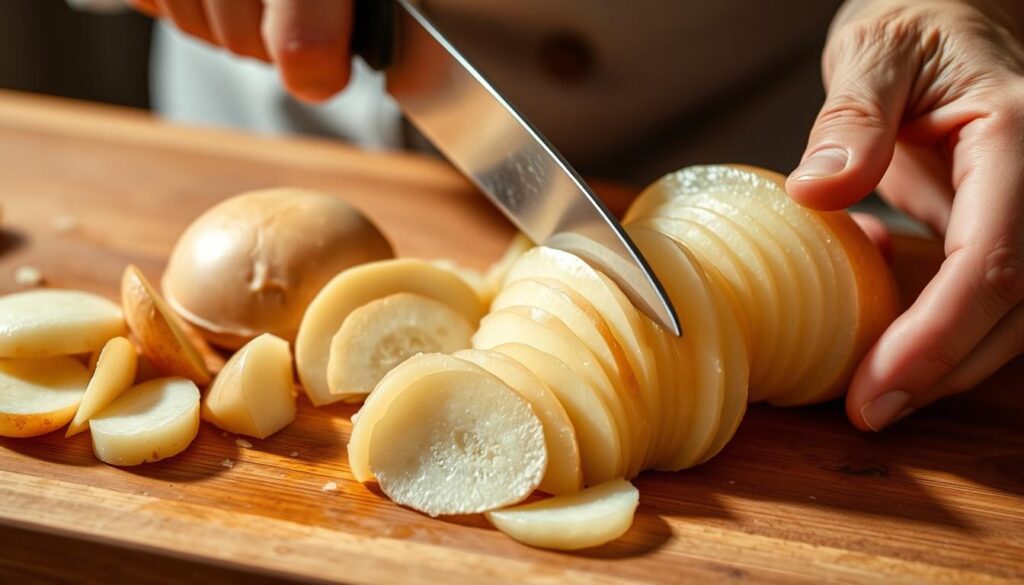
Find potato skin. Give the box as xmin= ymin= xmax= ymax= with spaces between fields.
xmin=162 ymin=188 xmax=394 ymax=349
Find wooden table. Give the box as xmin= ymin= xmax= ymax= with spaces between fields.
xmin=0 ymin=91 xmax=1020 ymax=585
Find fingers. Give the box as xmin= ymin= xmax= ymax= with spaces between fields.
xmin=786 ymin=21 xmax=919 ymax=211
xmin=154 ymin=0 xmax=215 ymax=44
xmin=847 ymin=113 xmax=1024 ymax=431
xmin=262 ymin=0 xmax=354 ymax=103
xmin=129 ymin=0 xmax=161 ymax=17
xmin=877 ymin=143 xmax=955 ymax=236
xmin=923 ymin=303 xmax=1024 ymax=404
xmin=850 ymin=212 xmax=893 ymax=263
xmin=204 ymin=0 xmax=270 ymax=61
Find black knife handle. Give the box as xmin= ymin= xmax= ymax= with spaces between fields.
xmin=351 ymin=0 xmax=396 ymax=71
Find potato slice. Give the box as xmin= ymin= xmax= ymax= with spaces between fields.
xmin=627 ymin=227 xmax=727 ymax=471
xmin=485 ymin=478 xmax=639 ymax=551
xmin=503 ymin=247 xmax=657 ymax=416
xmin=327 ymin=293 xmax=473 ymax=399
xmin=90 ymin=377 xmax=200 ymax=466
xmin=66 ymin=337 xmax=138 ymax=437
xmin=491 ymin=278 xmax=648 ymax=475
xmin=473 ymin=306 xmax=634 ymax=477
xmin=453 ymin=349 xmax=582 ymax=495
xmin=493 ymin=343 xmax=623 ymax=486
xmin=430 ymin=259 xmax=493 ymax=306
xmin=484 ymin=232 xmax=534 ymax=293
xmin=296 ymin=259 xmax=485 ymax=406
xmin=0 ymin=356 xmax=89 ymax=437
xmin=0 ymin=290 xmax=126 ymax=358
xmin=369 ymin=369 xmax=547 ymax=517
xmin=348 ymin=353 xmax=483 ymax=482
xmin=121 ymin=265 xmax=211 ymax=385
xmin=202 ymin=333 xmax=296 ymax=439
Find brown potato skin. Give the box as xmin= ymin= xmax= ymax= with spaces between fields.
xmin=121 ymin=266 xmax=211 ymax=386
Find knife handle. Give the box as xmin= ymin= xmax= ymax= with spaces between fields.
xmin=351 ymin=0 xmax=395 ymax=71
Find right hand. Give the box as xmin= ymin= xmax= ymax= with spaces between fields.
xmin=130 ymin=0 xmax=355 ymax=103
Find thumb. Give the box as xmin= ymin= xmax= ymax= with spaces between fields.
xmin=786 ymin=29 xmax=916 ymax=211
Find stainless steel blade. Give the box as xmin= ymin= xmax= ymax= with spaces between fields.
xmin=385 ymin=0 xmax=681 ymax=336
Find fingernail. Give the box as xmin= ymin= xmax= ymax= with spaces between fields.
xmin=792 ymin=148 xmax=849 ymax=182
xmin=860 ymin=390 xmax=913 ymax=431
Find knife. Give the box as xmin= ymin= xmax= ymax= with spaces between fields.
xmin=352 ymin=0 xmax=681 ymax=336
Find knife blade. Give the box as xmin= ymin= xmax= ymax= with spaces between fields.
xmin=352 ymin=0 xmax=681 ymax=336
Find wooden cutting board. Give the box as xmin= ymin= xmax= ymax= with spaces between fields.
xmin=0 ymin=91 xmax=1020 ymax=585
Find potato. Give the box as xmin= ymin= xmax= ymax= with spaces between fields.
xmin=162 ymin=188 xmax=394 ymax=350
xmin=121 ymin=265 xmax=211 ymax=385
xmin=454 ymin=349 xmax=582 ymax=495
xmin=90 ymin=377 xmax=200 ymax=466
xmin=66 ymin=337 xmax=138 ymax=437
xmin=347 ymin=353 xmax=483 ymax=482
xmin=485 ymin=478 xmax=639 ymax=550
xmin=202 ymin=333 xmax=296 ymax=439
xmin=492 ymin=343 xmax=623 ymax=486
xmin=327 ymin=293 xmax=473 ymax=399
xmin=502 ymin=246 xmax=657 ymax=427
xmin=627 ymin=227 xmax=733 ymax=470
xmin=491 ymin=278 xmax=647 ymax=473
xmin=625 ymin=164 xmax=897 ymax=405
xmin=0 ymin=290 xmax=126 ymax=358
xmin=296 ymin=259 xmax=485 ymax=406
xmin=369 ymin=369 xmax=547 ymax=517
xmin=473 ymin=306 xmax=637 ymax=476
xmin=0 ymin=356 xmax=89 ymax=437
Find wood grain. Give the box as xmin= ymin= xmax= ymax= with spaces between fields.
xmin=0 ymin=91 xmax=1021 ymax=585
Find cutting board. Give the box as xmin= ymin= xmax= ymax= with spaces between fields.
xmin=0 ymin=91 xmax=1021 ymax=585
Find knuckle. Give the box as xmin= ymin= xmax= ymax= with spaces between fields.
xmin=815 ymin=93 xmax=892 ymax=132
xmin=980 ymin=243 xmax=1024 ymax=309
xmin=274 ymin=34 xmax=341 ymax=62
xmin=923 ymin=344 xmax=962 ymax=373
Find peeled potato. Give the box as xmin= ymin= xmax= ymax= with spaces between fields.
xmin=327 ymin=293 xmax=473 ymax=398
xmin=485 ymin=478 xmax=639 ymax=550
xmin=202 ymin=333 xmax=295 ymax=439
xmin=296 ymin=259 xmax=485 ymax=406
xmin=493 ymin=343 xmax=623 ymax=486
xmin=454 ymin=349 xmax=582 ymax=495
xmin=0 ymin=290 xmax=126 ymax=358
xmin=90 ymin=377 xmax=200 ymax=466
xmin=121 ymin=265 xmax=211 ymax=385
xmin=348 ymin=353 xmax=483 ymax=482
xmin=369 ymin=369 xmax=547 ymax=517
xmin=0 ymin=356 xmax=89 ymax=437
xmin=162 ymin=188 xmax=394 ymax=349
xmin=66 ymin=337 xmax=138 ymax=437
xmin=430 ymin=259 xmax=493 ymax=306
xmin=484 ymin=232 xmax=533 ymax=293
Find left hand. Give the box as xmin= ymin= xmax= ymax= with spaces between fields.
xmin=785 ymin=0 xmax=1024 ymax=431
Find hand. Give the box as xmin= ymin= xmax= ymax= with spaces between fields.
xmin=129 ymin=0 xmax=354 ymax=102
xmin=786 ymin=0 xmax=1024 ymax=431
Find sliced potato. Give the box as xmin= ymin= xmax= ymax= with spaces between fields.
xmin=66 ymin=337 xmax=138 ymax=437
xmin=327 ymin=293 xmax=473 ymax=399
xmin=502 ymin=247 xmax=657 ymax=429
xmin=90 ymin=377 xmax=200 ymax=466
xmin=484 ymin=232 xmax=533 ymax=293
xmin=627 ymin=227 xmax=726 ymax=471
xmin=454 ymin=349 xmax=582 ymax=495
xmin=348 ymin=353 xmax=483 ymax=482
xmin=430 ymin=259 xmax=492 ymax=306
xmin=0 ymin=356 xmax=89 ymax=437
xmin=369 ymin=369 xmax=547 ymax=517
xmin=202 ymin=333 xmax=296 ymax=439
xmin=493 ymin=343 xmax=623 ymax=486
xmin=473 ymin=306 xmax=634 ymax=477
xmin=0 ymin=290 xmax=126 ymax=358
xmin=121 ymin=265 xmax=211 ymax=385
xmin=485 ymin=478 xmax=639 ymax=550
xmin=296 ymin=259 xmax=485 ymax=406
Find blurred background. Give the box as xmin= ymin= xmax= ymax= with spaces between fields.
xmin=0 ymin=1 xmax=152 ymax=109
